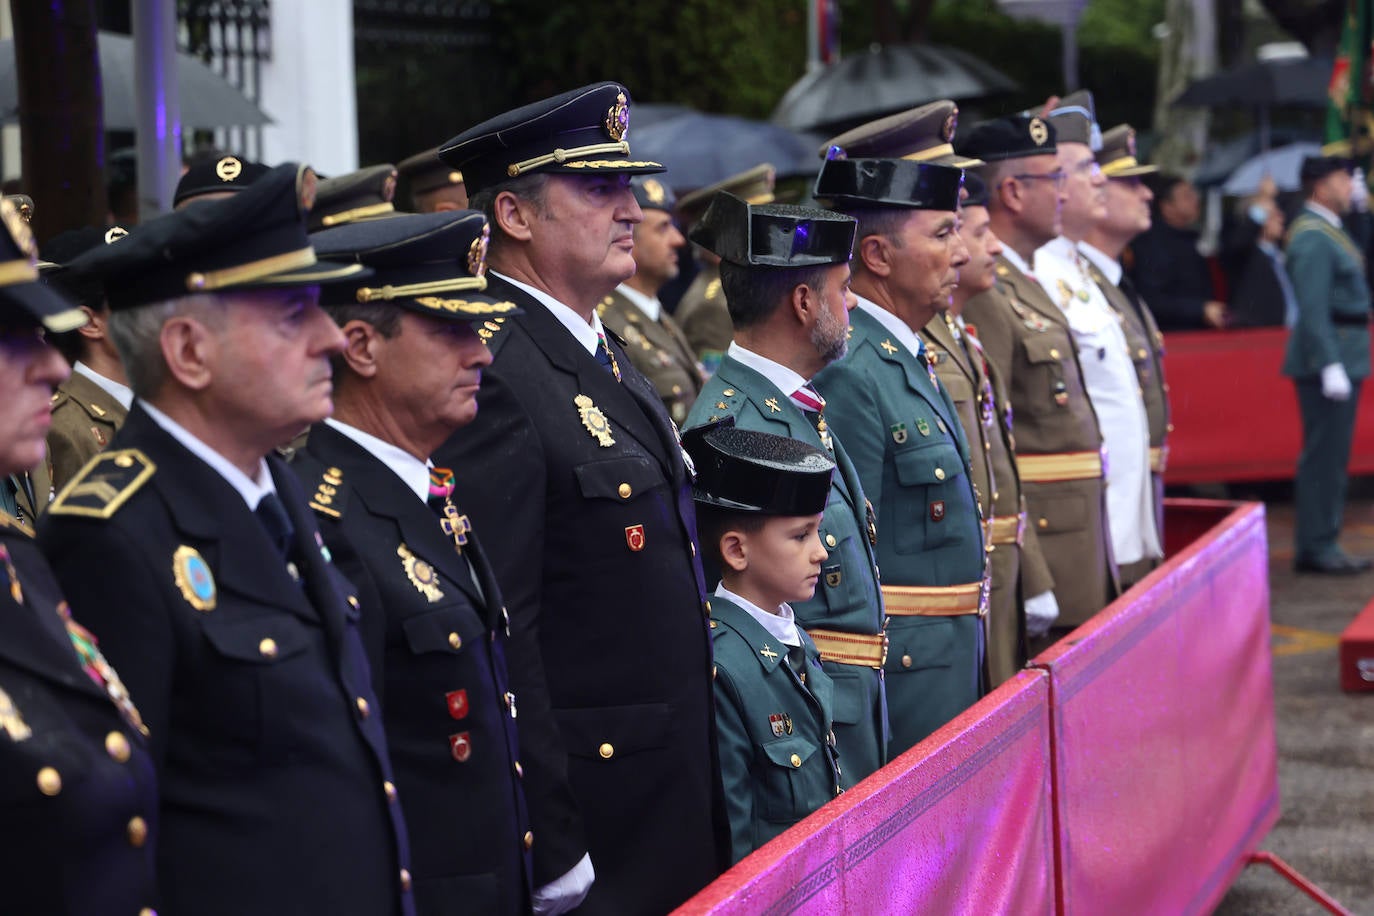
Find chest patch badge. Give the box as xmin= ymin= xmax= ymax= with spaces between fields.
xmin=769 ymin=712 xmax=794 ymax=737
xmin=172 ymin=545 xmax=216 ymax=612
xmin=575 ymin=394 xmax=615 ymax=447
xmin=398 ymin=543 xmax=444 ymax=603
xmin=625 ymin=524 xmax=646 ymax=552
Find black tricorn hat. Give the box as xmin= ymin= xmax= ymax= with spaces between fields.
xmin=962 ymin=172 xmax=989 ymax=208
xmin=1300 ymin=155 xmax=1355 ymax=183
xmin=688 ymin=193 xmax=855 ymax=268
xmin=684 ymin=419 xmax=834 ymax=515
xmin=814 ymin=157 xmax=964 ymax=211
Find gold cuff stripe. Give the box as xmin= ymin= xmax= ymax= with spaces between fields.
xmin=806 ymin=628 xmax=888 ymax=669
xmin=1149 ymin=445 xmax=1168 ymax=474
xmin=1018 ymin=450 xmax=1104 ymax=483
xmin=355 ymin=276 xmax=488 ymax=303
xmin=882 ymin=580 xmax=986 ymax=616
xmin=185 ymin=248 xmax=317 ymax=292
xmin=507 ymin=142 xmax=631 ymax=177
xmin=0 ymin=258 xmax=38 ymax=286
xmin=319 ymin=202 xmax=396 ymax=227
xmin=986 ymin=512 xmax=1027 ymax=546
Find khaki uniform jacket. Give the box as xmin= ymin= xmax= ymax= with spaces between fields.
xmin=47 ymin=371 xmax=128 ymax=493
xmin=674 ymin=263 xmax=733 ymax=368
xmin=598 ymin=290 xmax=706 ymax=425
xmin=961 ymin=256 xmax=1117 ymax=625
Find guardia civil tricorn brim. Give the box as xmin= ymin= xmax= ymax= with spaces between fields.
xmin=0 ymin=197 xmax=87 ymax=332
xmin=437 ymin=82 xmax=665 ymax=196
xmin=683 ymin=419 xmax=835 ymax=515
xmin=67 ymin=163 xmax=370 ymax=310
xmin=688 ymin=193 xmax=856 ymax=268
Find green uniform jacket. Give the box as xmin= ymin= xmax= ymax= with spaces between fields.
xmin=598 ymin=290 xmax=706 ymax=425
xmin=46 ymin=371 xmax=128 ymax=494
xmin=675 ymin=263 xmax=733 ymax=372
xmin=816 ymin=306 xmax=985 ymax=751
xmin=1283 ymin=206 xmax=1372 ymax=380
xmin=710 ymin=597 xmax=840 ymax=864
xmin=686 ymin=354 xmax=887 ymax=787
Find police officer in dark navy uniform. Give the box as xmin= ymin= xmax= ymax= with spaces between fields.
xmin=39 ymin=165 xmax=417 ymax=916
xmin=298 ymin=210 xmax=538 ymax=915
xmin=0 ymin=198 xmax=159 ymax=916
xmin=434 ymin=83 xmax=727 ymax=915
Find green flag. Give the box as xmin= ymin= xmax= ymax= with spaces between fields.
xmin=1327 ymin=0 xmax=1374 ymax=153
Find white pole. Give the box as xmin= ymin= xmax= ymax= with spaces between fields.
xmin=132 ymin=0 xmax=181 ymax=220
xmin=807 ymin=0 xmax=821 ymax=73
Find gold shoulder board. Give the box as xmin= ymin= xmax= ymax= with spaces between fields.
xmin=48 ymin=449 xmax=155 ymax=519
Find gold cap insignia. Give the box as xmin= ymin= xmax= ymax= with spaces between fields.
xmin=0 ymin=199 xmax=36 ymax=259
xmin=216 ymin=156 xmax=243 ymax=183
xmin=297 ymin=165 xmax=319 ymax=213
xmin=10 ymin=197 xmax=33 ymax=222
xmin=605 ymin=91 xmax=630 ymax=142
xmin=1029 ymin=117 xmax=1050 ymax=146
xmin=468 ymin=222 xmax=491 ymax=277
xmin=448 ymin=170 xmax=464 ymax=184
xmin=382 ymin=170 xmax=398 ymax=203
xmin=643 ymin=179 xmax=666 ymax=205
xmin=942 ymin=108 xmax=959 ymax=143
xmin=104 ymin=226 xmax=129 ymax=244
xmin=172 ymin=545 xmax=217 ymax=612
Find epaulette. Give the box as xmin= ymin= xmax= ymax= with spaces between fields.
xmin=307 ymin=466 xmax=349 ymax=519
xmin=48 ymin=449 xmax=155 ymax=519
xmin=704 ymin=278 xmax=722 ymax=301
xmin=0 ymin=509 xmax=33 ymax=536
xmin=475 ymin=316 xmax=511 ymax=347
xmin=49 ymin=390 xmax=68 ymax=411
xmin=995 ymin=264 xmax=1010 ymax=278
xmin=702 ymin=385 xmax=742 ymax=424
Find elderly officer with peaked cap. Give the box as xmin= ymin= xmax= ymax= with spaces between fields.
xmin=174 ymin=154 xmax=271 ymax=209
xmin=310 ymin=164 xmax=401 ymax=231
xmin=811 ymin=140 xmax=991 ymax=748
xmin=683 ymin=194 xmax=892 ymax=785
xmin=298 ymin=211 xmax=539 ymax=915
xmin=432 ymin=83 xmax=727 ymax=916
xmin=959 ymin=114 xmax=1116 ymax=638
xmin=0 ymin=199 xmax=160 ymax=915
xmin=39 ymin=164 xmax=418 ymax=916
xmin=597 ymin=175 xmax=705 ymax=425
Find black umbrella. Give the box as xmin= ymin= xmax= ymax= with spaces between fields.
xmin=771 ymin=43 xmax=1019 ymax=134
xmin=0 ymin=31 xmax=270 ymax=129
xmin=631 ymin=111 xmax=821 ymax=191
xmin=1172 ymin=55 xmax=1334 ymax=109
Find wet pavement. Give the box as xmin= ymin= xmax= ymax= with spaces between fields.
xmin=1212 ymin=483 xmax=1374 ymax=915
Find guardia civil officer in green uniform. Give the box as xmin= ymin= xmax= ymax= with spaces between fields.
xmin=812 ymin=150 xmax=991 ymax=750
xmin=40 ymin=165 xmax=418 ymax=915
xmin=300 ymin=211 xmax=540 ymax=915
xmin=0 ymin=198 xmax=159 ymax=915
xmin=1285 ymin=154 xmax=1373 ymax=574
xmin=685 ymin=422 xmax=842 ymax=864
xmin=683 ymin=194 xmax=889 ymax=787
xmin=597 ymin=176 xmax=706 ymax=425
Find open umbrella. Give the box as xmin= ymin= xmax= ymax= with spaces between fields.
xmin=1173 ymin=55 xmax=1333 ymax=109
xmin=0 ymin=31 xmax=270 ymax=129
xmin=771 ymin=43 xmax=1019 ymax=134
xmin=630 ymin=111 xmax=820 ymax=191
xmin=1221 ymin=142 xmax=1323 ymax=196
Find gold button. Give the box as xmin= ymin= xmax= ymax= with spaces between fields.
xmin=722 ymin=388 xmax=735 ymax=396
xmin=36 ymin=767 xmax=61 ymax=796
xmin=400 ymin=868 xmax=412 ymax=892
xmin=598 ymin=742 xmax=615 ymax=759
xmin=384 ymin=780 xmax=397 ymax=802
xmin=790 ymin=754 xmax=802 ymax=768
xmin=347 ymin=595 xmax=360 ymax=609
xmin=524 ymin=830 xmax=535 ymax=850
xmin=105 ymin=731 xmax=131 ymax=763
xmin=258 ymin=637 xmax=278 ymax=659
xmin=618 ymin=483 xmax=632 ymax=498
xmin=356 ymin=697 xmax=371 ymax=718
xmin=713 ymin=664 xmax=718 ymax=680
xmin=934 ymin=468 xmax=946 ymax=480
xmin=1137 ymin=348 xmax=1148 ymax=359
xmin=1049 ymin=348 xmax=1061 ymax=359
xmin=1038 ymin=518 xmax=1049 ymax=530
xmin=139 ymin=909 xmax=156 ymax=916
xmin=448 ymin=632 xmax=463 ymax=650
xmin=901 ymin=654 xmax=913 ymax=668
xmin=514 ymin=761 xmax=524 ymax=778
xmin=127 ymin=815 xmax=148 ymax=847
xmin=704 ymin=600 xmax=711 ymax=613
xmin=825 ymin=534 xmax=837 ymax=548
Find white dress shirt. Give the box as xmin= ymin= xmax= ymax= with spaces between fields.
xmin=726 ymin=341 xmax=810 ymax=395
xmin=1077 ymin=241 xmax=1123 ymax=286
xmin=324 ymin=419 xmax=430 ymax=503
xmin=73 ymin=361 xmax=134 ymax=410
xmin=855 ymin=295 xmax=924 ymax=360
xmin=493 ymin=271 xmax=606 ymax=356
xmin=614 ymin=283 xmax=663 ymax=322
xmin=714 ymin=582 xmax=802 ymax=646
xmin=139 ymin=400 xmax=276 ymax=510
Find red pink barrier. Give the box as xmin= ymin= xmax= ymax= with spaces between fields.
xmin=676 ymin=500 xmax=1277 ymax=915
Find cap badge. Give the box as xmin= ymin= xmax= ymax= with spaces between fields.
xmin=215 ymin=156 xmax=243 ymax=182
xmin=172 ymin=545 xmax=216 ymax=612
xmin=398 ymin=542 xmax=444 ymax=603
xmin=575 ymin=394 xmax=615 ymax=447
xmin=468 ymin=222 xmax=491 ymax=277
xmin=605 ymin=91 xmax=630 ymax=142
xmin=642 ymin=179 xmax=666 ymax=204
xmin=382 ymin=170 xmax=398 ymax=203
xmin=104 ymin=226 xmax=129 ymax=244
xmin=0 ymin=199 xmax=36 ymax=259
xmin=1029 ymin=117 xmax=1050 ymax=146
xmin=942 ymin=109 xmax=959 ymax=143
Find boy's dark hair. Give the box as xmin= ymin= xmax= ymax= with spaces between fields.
xmin=695 ymin=504 xmax=767 ymax=570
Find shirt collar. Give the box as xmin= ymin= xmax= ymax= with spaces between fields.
xmin=714 ymin=582 xmax=801 ymax=647
xmin=72 ymin=361 xmax=134 ymax=410
xmin=726 ymin=341 xmax=810 ymax=396
xmin=1306 ymin=201 xmax=1343 ymax=228
xmin=493 ymin=270 xmax=605 ymax=356
xmin=855 ymin=295 xmax=924 ymax=359
xmin=1077 ymin=241 xmax=1123 ymax=285
xmin=615 ymin=283 xmax=662 ymax=322
xmin=139 ymin=400 xmax=275 ymax=510
xmin=1000 ymin=246 xmax=1033 ymax=277
xmin=324 ymin=418 xmax=431 ymax=503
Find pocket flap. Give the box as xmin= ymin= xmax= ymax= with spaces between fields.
xmin=1033 ymin=492 xmax=1088 ymax=533
xmin=1022 ymin=336 xmax=1065 ymax=364
xmin=203 ymin=614 xmax=311 ymax=664
xmin=556 ymin=702 xmax=672 ymax=759
xmin=941 ymin=373 xmax=975 ymax=404
xmin=575 ymin=456 xmax=661 ymax=501
xmin=761 ymin=735 xmax=820 ymax=769
xmin=894 ymin=443 xmax=965 ymax=486
xmin=401 ymin=606 xmax=470 ymax=655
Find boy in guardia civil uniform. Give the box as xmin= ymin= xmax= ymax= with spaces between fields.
xmin=684 ymin=421 xmax=842 ymax=863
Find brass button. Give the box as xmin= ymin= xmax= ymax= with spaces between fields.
xmin=901 ymin=654 xmax=913 ymax=668
xmin=1049 ymin=348 xmax=1061 ymax=359
xmin=139 ymin=909 xmax=156 ymax=916
xmin=127 ymin=815 xmax=148 ymax=847
xmin=384 ymin=780 xmax=398 ymax=802
xmin=105 ymin=731 xmax=131 ymax=763
xmin=618 ymin=482 xmax=632 ymax=498
xmin=1038 ymin=518 xmax=1049 ymax=530
xmin=36 ymin=766 xmax=61 ymax=796
xmin=524 ymin=830 xmax=535 ymax=850
xmin=258 ymin=637 xmax=278 ymax=659
xmin=448 ymin=632 xmax=463 ymax=650
xmin=598 ymin=742 xmax=615 ymax=759
xmin=1137 ymin=348 xmax=1148 ymax=359
xmin=400 ymin=868 xmax=412 ymax=892
xmin=356 ymin=696 xmax=371 ymax=718
xmin=514 ymin=761 xmax=524 ymax=778
xmin=347 ymin=595 xmax=360 ymax=609
xmin=704 ymin=600 xmax=711 ymax=613
xmin=789 ymin=754 xmax=802 ymax=768
xmin=825 ymin=534 xmax=837 ymax=548
xmin=934 ymin=468 xmax=946 ymax=481
xmin=713 ymin=664 xmax=718 ymax=680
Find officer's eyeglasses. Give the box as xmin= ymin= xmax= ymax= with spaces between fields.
xmin=1004 ymin=170 xmax=1067 ymax=189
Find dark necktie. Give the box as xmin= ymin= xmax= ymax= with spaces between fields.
xmin=595 ymin=330 xmax=622 ymax=382
xmin=255 ymin=492 xmax=295 ymax=562
xmin=786 ymin=644 xmax=809 ymax=685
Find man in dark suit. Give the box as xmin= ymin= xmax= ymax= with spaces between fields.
xmin=299 ymin=211 xmax=538 ymax=915
xmin=38 ymin=165 xmax=417 ymax=915
xmin=1128 ymin=175 xmax=1228 ymax=330
xmin=0 ymin=197 xmax=159 ymax=915
xmin=433 ymin=83 xmax=726 ymax=915
xmin=1223 ymin=199 xmax=1296 ymax=329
